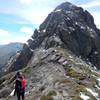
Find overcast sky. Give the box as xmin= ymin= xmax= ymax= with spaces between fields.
xmin=0 ymin=0 xmax=100 ymax=44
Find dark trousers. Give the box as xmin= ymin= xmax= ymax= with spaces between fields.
xmin=16 ymin=88 xmax=25 ymax=100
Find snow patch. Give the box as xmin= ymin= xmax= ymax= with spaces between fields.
xmin=54 ymin=49 xmax=57 ymax=52
xmin=62 ymin=61 xmax=68 ymax=65
xmin=58 ymin=57 xmax=65 ymax=63
xmin=95 ymin=85 xmax=100 ymax=89
xmin=69 ymin=55 xmax=73 ymax=59
xmin=86 ymin=88 xmax=98 ymax=98
xmin=97 ymin=78 xmax=100 ymax=86
xmin=80 ymin=92 xmax=90 ymax=100
xmin=66 ymin=11 xmax=71 ymax=14
xmin=90 ymin=28 xmax=93 ymax=31
xmin=25 ymin=91 xmax=30 ymax=95
xmin=87 ymin=26 xmax=90 ymax=30
xmin=97 ymin=78 xmax=100 ymax=82
xmin=26 ymin=42 xmax=29 ymax=47
xmin=67 ymin=17 xmax=70 ymax=20
xmin=30 ymin=37 xmax=34 ymax=41
xmin=54 ymin=9 xmax=61 ymax=12
xmin=16 ymin=52 xmax=20 ymax=55
xmin=93 ymin=66 xmax=97 ymax=70
xmin=91 ymin=70 xmax=100 ymax=75
xmin=94 ymin=51 xmax=98 ymax=55
xmin=42 ymin=29 xmax=46 ymax=32
xmin=75 ymin=22 xmax=78 ymax=25
xmin=30 ymin=48 xmax=34 ymax=52
xmin=42 ymin=49 xmax=47 ymax=53
xmin=81 ymin=26 xmax=85 ymax=30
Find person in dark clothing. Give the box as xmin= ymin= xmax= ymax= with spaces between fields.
xmin=14 ymin=72 xmax=26 ymax=100
xmin=14 ymin=72 xmax=22 ymax=100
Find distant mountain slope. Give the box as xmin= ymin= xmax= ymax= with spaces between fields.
xmin=0 ymin=43 xmax=23 ymax=70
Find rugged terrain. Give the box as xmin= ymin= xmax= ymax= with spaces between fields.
xmin=0 ymin=2 xmax=100 ymax=100
xmin=0 ymin=43 xmax=23 ymax=76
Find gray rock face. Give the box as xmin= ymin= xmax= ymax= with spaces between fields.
xmin=0 ymin=48 xmax=100 ymax=100
xmin=29 ymin=2 xmax=100 ymax=69
xmin=2 ymin=2 xmax=100 ymax=79
xmin=0 ymin=43 xmax=23 ymax=68
xmin=5 ymin=44 xmax=33 ymax=73
xmin=0 ymin=43 xmax=23 ymax=76
xmin=5 ymin=1 xmax=100 ymax=74
xmin=0 ymin=88 xmax=11 ymax=98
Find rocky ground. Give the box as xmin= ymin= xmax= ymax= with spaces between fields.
xmin=0 ymin=47 xmax=100 ymax=100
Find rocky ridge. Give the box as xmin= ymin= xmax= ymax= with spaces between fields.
xmin=0 ymin=2 xmax=100 ymax=100
xmin=30 ymin=2 xmax=100 ymax=69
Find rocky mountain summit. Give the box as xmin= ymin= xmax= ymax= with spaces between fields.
xmin=0 ymin=2 xmax=100 ymax=100
xmin=30 ymin=2 xmax=100 ymax=69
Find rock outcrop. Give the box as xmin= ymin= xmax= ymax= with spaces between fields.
xmin=5 ymin=44 xmax=33 ymax=73
xmin=5 ymin=2 xmax=100 ymax=73
xmin=0 ymin=2 xmax=100 ymax=100
xmin=29 ymin=2 xmax=100 ymax=69
xmin=0 ymin=43 xmax=23 ymax=76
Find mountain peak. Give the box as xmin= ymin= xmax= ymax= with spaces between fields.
xmin=55 ymin=2 xmax=76 ymax=11
xmin=27 ymin=2 xmax=100 ymax=69
xmin=0 ymin=2 xmax=100 ymax=100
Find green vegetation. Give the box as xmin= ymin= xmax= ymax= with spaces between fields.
xmin=23 ymin=66 xmax=31 ymax=74
xmin=59 ymin=79 xmax=71 ymax=84
xmin=47 ymin=90 xmax=57 ymax=96
xmin=74 ymin=85 xmax=85 ymax=93
xmin=40 ymin=90 xmax=56 ymax=100
xmin=72 ymin=96 xmax=83 ymax=100
xmin=66 ymin=68 xmax=85 ymax=80
xmin=40 ymin=95 xmax=54 ymax=100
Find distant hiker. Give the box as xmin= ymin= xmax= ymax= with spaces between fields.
xmin=14 ymin=72 xmax=27 ymax=100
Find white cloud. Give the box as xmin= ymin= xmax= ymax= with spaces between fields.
xmin=12 ymin=36 xmax=29 ymax=43
xmin=0 ymin=0 xmax=100 ymax=45
xmin=0 ymin=29 xmax=10 ymax=37
xmin=0 ymin=28 xmax=32 ymax=44
xmin=18 ymin=0 xmax=71 ymax=26
xmin=0 ymin=36 xmax=27 ymax=44
xmin=79 ymin=0 xmax=100 ymax=8
xmin=0 ymin=0 xmax=71 ymax=26
xmin=19 ymin=0 xmax=33 ymax=5
xmin=91 ymin=12 xmax=100 ymax=29
xmin=20 ymin=10 xmax=50 ymax=26
xmin=20 ymin=27 xmax=33 ymax=35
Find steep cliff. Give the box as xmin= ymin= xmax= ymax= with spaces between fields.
xmin=0 ymin=43 xmax=23 ymax=76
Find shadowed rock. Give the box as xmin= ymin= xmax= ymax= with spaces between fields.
xmin=29 ymin=2 xmax=100 ymax=69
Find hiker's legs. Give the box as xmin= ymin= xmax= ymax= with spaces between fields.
xmin=17 ymin=91 xmax=21 ymax=100
xmin=22 ymin=93 xmax=25 ymax=100
xmin=21 ymin=88 xmax=25 ymax=100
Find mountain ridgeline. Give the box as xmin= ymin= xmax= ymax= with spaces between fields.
xmin=30 ymin=2 xmax=100 ymax=69
xmin=7 ymin=2 xmax=100 ymax=72
xmin=0 ymin=2 xmax=100 ymax=100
